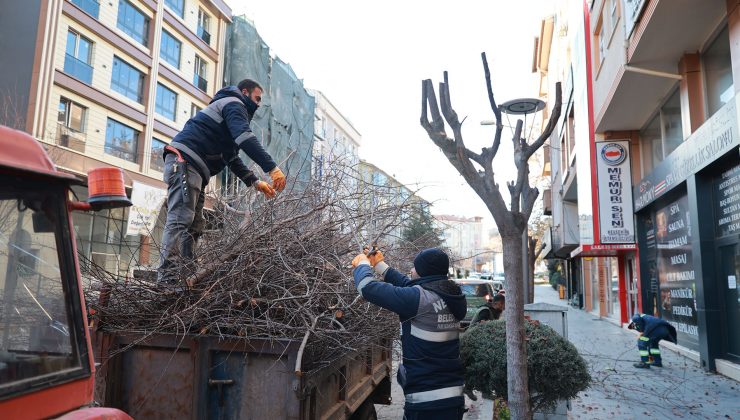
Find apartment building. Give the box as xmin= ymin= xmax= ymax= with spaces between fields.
xmin=0 ymin=0 xmax=231 ymax=276
xmin=310 ymin=89 xmax=361 ymax=179
xmin=540 ymin=0 xmax=740 ymax=378
xmin=588 ymin=0 xmax=740 ymax=377
xmin=435 ymin=215 xmax=484 ymax=273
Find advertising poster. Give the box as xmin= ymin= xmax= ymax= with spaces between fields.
xmin=654 ymin=196 xmax=699 ymax=350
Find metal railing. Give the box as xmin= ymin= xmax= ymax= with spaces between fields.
xmin=197 ymin=26 xmax=211 ymax=45
xmin=64 ymin=54 xmax=93 ymax=85
xmin=71 ymin=0 xmax=100 ymax=18
xmin=193 ymin=74 xmax=208 ymax=92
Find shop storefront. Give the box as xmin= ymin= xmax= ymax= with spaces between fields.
xmin=634 ymin=94 xmax=740 ymax=369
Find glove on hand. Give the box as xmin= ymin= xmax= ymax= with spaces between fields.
xmin=269 ymin=167 xmax=286 ymax=192
xmin=254 ymin=180 xmax=276 ymax=198
xmin=368 ymin=250 xmax=384 ymax=267
xmin=352 ymin=253 xmax=370 ymax=268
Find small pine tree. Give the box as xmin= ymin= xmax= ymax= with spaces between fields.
xmin=402 ymin=202 xmax=443 ymax=248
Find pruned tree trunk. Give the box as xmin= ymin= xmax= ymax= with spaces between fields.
xmin=420 ymin=52 xmax=561 ymax=419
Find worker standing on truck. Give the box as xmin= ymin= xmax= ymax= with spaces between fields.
xmin=158 ymin=79 xmax=286 ymax=284
xmin=352 ymin=248 xmax=467 ymax=420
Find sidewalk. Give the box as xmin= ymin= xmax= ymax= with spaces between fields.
xmin=534 ymin=285 xmax=740 ymax=419
xmin=377 ymin=286 xmax=740 ymax=419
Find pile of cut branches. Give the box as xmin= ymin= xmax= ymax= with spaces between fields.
xmin=83 ymin=162 xmax=434 ymax=372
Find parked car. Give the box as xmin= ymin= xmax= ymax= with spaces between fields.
xmin=454 ymin=279 xmax=495 ymax=327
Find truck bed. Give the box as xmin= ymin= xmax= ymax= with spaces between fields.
xmin=92 ymin=331 xmax=392 ymax=420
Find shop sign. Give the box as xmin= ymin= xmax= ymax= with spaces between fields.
xmin=596 ymin=141 xmax=634 ymax=243
xmin=634 ymin=96 xmax=739 ymax=211
xmin=714 ymin=164 xmax=740 ymax=237
xmin=125 ymin=181 xmax=167 ymax=236
xmin=623 ymin=0 xmax=647 ymax=38
xmin=639 ymin=196 xmax=700 ymax=350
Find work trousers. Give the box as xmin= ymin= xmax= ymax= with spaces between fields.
xmin=403 ymin=405 xmax=465 ymax=420
xmin=158 ymin=153 xmax=206 ymax=284
xmin=637 ymin=335 xmax=662 ymax=364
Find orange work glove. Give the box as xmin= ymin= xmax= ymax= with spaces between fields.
xmin=352 ymin=253 xmax=370 ymax=268
xmin=367 ymin=250 xmax=384 ymax=267
xmin=269 ymin=167 xmax=286 ymax=192
xmin=254 ymin=180 xmax=276 ymax=198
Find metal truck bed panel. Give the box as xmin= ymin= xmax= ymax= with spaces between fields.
xmin=92 ymin=331 xmax=391 ymax=420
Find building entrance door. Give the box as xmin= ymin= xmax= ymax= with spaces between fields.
xmin=626 ymin=256 xmax=639 ymax=320
xmin=718 ymin=244 xmax=740 ymax=362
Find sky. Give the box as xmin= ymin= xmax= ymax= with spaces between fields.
xmin=225 ymin=0 xmax=555 ymax=235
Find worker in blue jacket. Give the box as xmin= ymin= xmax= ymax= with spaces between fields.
xmin=158 ymin=79 xmax=286 ymax=284
xmin=628 ymin=313 xmax=678 ymax=368
xmin=352 ymin=248 xmax=467 ymax=420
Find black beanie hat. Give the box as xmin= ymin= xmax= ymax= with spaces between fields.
xmin=413 ymin=248 xmax=450 ymax=277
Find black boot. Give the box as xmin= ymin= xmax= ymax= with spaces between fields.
xmin=634 ymin=361 xmax=650 ymax=369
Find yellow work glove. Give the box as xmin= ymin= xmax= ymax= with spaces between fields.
xmin=269 ymin=167 xmax=286 ymax=192
xmin=254 ymin=180 xmax=276 ymax=198
xmin=367 ymin=250 xmax=384 ymax=267
xmin=352 ymin=253 xmax=370 ymax=268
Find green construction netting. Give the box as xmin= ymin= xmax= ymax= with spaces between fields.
xmin=225 ymin=16 xmax=315 ymax=189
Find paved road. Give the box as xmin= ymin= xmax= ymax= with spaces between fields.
xmin=376 ymin=284 xmax=740 ymax=419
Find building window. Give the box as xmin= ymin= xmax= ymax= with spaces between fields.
xmin=640 ymin=87 xmax=684 ymax=175
xmin=197 ymin=8 xmax=211 ymax=44
xmin=58 ymin=98 xmax=87 ymax=132
xmin=150 ymin=138 xmax=166 ymax=172
xmin=703 ymin=26 xmax=734 ymax=117
xmin=64 ymin=30 xmax=93 ymax=85
xmin=105 ymin=118 xmax=139 ymax=162
xmin=193 ymin=55 xmax=207 ymax=91
xmin=640 ymin=114 xmax=662 ymax=175
xmin=190 ymin=103 xmax=202 ymax=118
xmin=117 ymin=0 xmax=149 ymax=46
xmin=155 ymin=83 xmax=177 ymax=121
xmin=164 ymin=0 xmax=184 ymax=18
xmin=160 ymin=30 xmax=181 ymax=68
xmin=71 ymin=0 xmax=100 ymax=19
xmin=660 ymin=89 xmax=683 ymax=156
xmin=111 ymin=56 xmax=144 ymax=103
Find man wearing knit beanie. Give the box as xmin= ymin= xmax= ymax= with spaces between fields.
xmin=351 ymin=247 xmax=467 ymax=420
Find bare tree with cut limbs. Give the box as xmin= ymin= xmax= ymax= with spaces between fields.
xmin=420 ymin=52 xmax=561 ymax=419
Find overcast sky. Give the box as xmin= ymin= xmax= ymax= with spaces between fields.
xmin=225 ymin=0 xmax=554 ymax=234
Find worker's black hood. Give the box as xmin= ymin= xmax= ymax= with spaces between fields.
xmin=211 ymin=86 xmax=259 ymax=118
xmin=415 ymin=275 xmax=467 ymax=321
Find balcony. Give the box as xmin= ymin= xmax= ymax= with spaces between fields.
xmin=197 ymin=26 xmax=211 ymax=45
xmin=63 ymin=54 xmax=93 ymax=85
xmin=193 ymin=74 xmax=208 ymax=92
xmin=595 ymin=0 xmax=726 ymax=131
xmin=70 ymin=0 xmax=100 ymax=19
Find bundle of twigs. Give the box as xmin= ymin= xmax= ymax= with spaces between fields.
xmin=83 ymin=162 xmax=432 ymax=371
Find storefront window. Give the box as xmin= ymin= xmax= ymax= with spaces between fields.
xmin=638 ymin=194 xmax=699 ymax=350
xmin=704 ymin=26 xmax=733 ymax=118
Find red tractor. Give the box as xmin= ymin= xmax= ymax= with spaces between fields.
xmin=0 ymin=125 xmax=131 ymax=419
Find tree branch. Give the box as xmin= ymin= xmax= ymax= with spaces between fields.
xmin=525 ymin=82 xmax=562 ymax=161
xmin=482 ymin=52 xmax=504 ymax=161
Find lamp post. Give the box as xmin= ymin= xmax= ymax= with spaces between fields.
xmin=482 ymin=96 xmax=546 ymax=304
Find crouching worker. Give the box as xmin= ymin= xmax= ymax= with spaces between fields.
xmin=351 ymin=248 xmax=467 ymax=420
xmin=628 ymin=313 xmax=677 ymax=368
xmin=470 ymin=293 xmax=505 ymax=325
